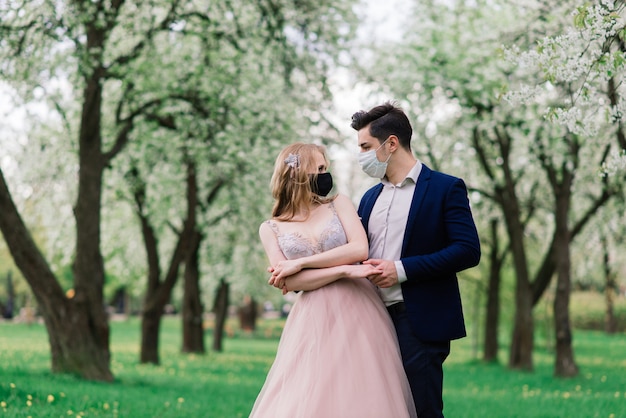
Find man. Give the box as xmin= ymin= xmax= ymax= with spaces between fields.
xmin=352 ymin=102 xmax=481 ymax=418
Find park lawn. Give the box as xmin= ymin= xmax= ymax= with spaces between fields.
xmin=0 ymin=317 xmax=273 ymax=417
xmin=443 ymin=331 xmax=626 ymax=418
xmin=0 ymin=316 xmax=625 ymax=417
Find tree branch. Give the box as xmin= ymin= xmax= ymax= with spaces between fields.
xmin=471 ymin=126 xmax=496 ymax=181
xmin=103 ymin=98 xmax=164 ymax=163
xmin=105 ymin=0 xmax=182 ymax=77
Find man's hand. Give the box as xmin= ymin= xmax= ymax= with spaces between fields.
xmin=363 ymin=259 xmax=398 ymax=288
xmin=344 ymin=263 xmax=381 ymax=280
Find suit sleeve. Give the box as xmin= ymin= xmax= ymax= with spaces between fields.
xmin=401 ymin=178 xmax=481 ymax=281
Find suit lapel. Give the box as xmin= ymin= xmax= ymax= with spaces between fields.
xmin=402 ymin=165 xmax=432 ymax=255
xmin=360 ymin=183 xmax=384 ymax=235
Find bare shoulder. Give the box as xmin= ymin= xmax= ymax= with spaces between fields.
xmin=332 ymin=193 xmax=354 ymax=206
xmin=332 ymin=194 xmax=358 ymax=215
xmin=259 ymin=220 xmax=272 ymax=236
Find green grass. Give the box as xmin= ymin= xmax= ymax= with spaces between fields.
xmin=0 ymin=316 xmax=625 ymax=417
xmin=444 ymin=331 xmax=626 ymax=418
xmin=0 ymin=317 xmax=277 ymax=417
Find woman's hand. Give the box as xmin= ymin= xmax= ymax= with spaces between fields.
xmin=267 ymin=266 xmax=289 ymax=295
xmin=270 ymin=259 xmax=303 ymax=282
xmin=268 ymin=260 xmax=302 ymax=295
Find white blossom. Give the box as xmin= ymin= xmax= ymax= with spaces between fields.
xmin=601 ymin=149 xmax=626 ymax=176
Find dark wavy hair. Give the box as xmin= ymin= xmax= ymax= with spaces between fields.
xmin=350 ymin=101 xmax=413 ymax=151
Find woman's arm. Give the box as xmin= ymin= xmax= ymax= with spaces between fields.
xmin=277 ymin=263 xmax=379 ymax=292
xmin=259 ymin=193 xmax=375 ymax=292
xmin=260 ymin=222 xmax=358 ymax=293
xmin=269 ymin=194 xmax=369 ymax=280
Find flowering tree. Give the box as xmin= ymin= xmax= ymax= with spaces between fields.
xmin=357 ymin=0 xmax=625 ymax=377
xmin=0 ymin=0 xmax=357 ymax=379
xmin=503 ymin=0 xmax=626 ymax=375
xmin=505 ymin=0 xmax=626 ymax=171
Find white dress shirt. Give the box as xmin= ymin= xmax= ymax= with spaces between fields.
xmin=367 ymin=161 xmax=422 ymax=306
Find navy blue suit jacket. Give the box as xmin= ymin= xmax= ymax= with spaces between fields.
xmin=358 ymin=164 xmax=481 ymax=342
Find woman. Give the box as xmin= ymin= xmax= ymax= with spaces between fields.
xmin=250 ymin=143 xmax=416 ymax=418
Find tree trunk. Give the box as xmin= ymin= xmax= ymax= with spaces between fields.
xmin=135 ymin=161 xmax=195 ymax=364
xmin=553 ymin=192 xmax=578 ymax=377
xmin=72 ymin=127 xmax=111 ymax=379
xmin=509 ymin=280 xmax=534 ymax=371
xmin=484 ymin=219 xmax=503 ymax=362
xmin=3 ymin=270 xmax=15 ymax=319
xmin=0 ymin=169 xmax=113 ymax=380
xmin=140 ymin=308 xmax=163 ymax=364
xmin=501 ymin=179 xmax=534 ymax=370
xmin=601 ymin=235 xmax=617 ymax=334
xmin=238 ymin=295 xmax=258 ymax=332
xmin=138 ymin=216 xmax=190 ymax=364
xmin=479 ymin=127 xmax=534 ymax=370
xmin=213 ymin=279 xmax=229 ymax=352
xmin=604 ymin=278 xmax=617 ymax=334
xmin=182 ymin=230 xmax=205 ymax=353
xmin=45 ymin=302 xmax=111 ymax=379
xmin=7 ymin=0 xmax=164 ymax=382
xmin=68 ymin=15 xmax=113 ymax=376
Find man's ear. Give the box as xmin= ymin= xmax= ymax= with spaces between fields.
xmin=388 ymin=135 xmax=400 ymax=152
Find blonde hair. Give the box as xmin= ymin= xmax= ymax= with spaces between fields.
xmin=270 ymin=142 xmax=335 ymax=221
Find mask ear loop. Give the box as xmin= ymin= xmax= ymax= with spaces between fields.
xmin=380 ymin=137 xmax=394 ymax=162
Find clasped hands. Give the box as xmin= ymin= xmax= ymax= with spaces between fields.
xmin=266 ymin=259 xmax=303 ymax=295
xmin=267 ymin=258 xmax=398 ymax=293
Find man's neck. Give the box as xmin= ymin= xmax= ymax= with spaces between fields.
xmin=386 ymin=153 xmax=417 ymax=185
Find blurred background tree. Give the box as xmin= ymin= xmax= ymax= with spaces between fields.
xmin=0 ymin=0 xmax=358 ymax=380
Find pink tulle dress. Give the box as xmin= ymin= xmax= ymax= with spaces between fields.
xmin=250 ymin=204 xmax=417 ymax=418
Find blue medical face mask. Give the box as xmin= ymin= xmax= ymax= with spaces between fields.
xmin=309 ymin=172 xmax=333 ymax=196
xmin=358 ymin=139 xmax=390 ymax=179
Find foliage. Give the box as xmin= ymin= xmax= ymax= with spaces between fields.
xmin=0 ymin=0 xmax=360 ymax=313
xmin=504 ymin=0 xmax=626 ymax=175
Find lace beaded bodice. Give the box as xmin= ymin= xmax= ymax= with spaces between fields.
xmin=266 ymin=202 xmax=347 ymax=260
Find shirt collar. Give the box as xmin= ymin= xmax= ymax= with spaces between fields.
xmin=382 ymin=160 xmax=422 ymax=187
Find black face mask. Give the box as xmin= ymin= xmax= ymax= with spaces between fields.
xmin=309 ymin=172 xmax=333 ymax=197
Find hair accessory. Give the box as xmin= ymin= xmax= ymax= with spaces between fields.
xmin=284 ymin=153 xmax=300 ymax=169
